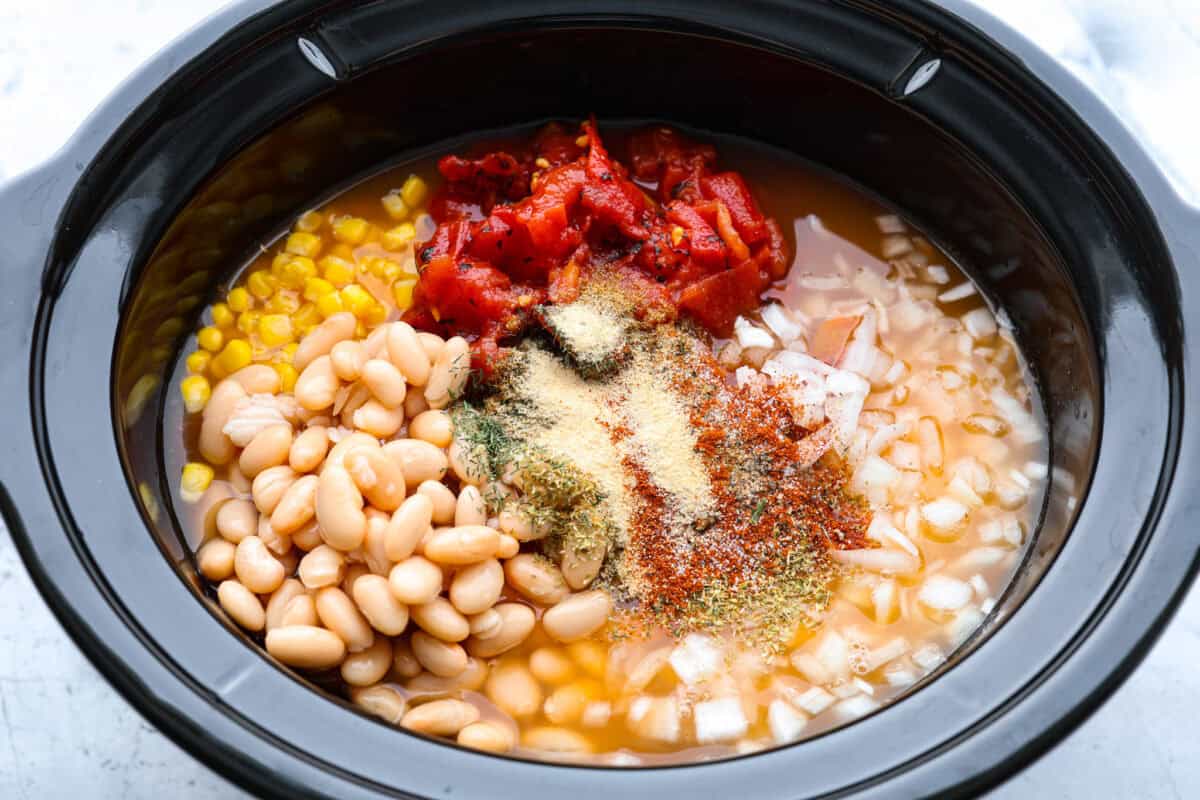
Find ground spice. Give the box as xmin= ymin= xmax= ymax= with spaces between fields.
xmin=456 ymin=280 xmax=870 ymax=649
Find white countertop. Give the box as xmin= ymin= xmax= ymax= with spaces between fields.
xmin=2 ymin=1 xmax=1199 ymax=797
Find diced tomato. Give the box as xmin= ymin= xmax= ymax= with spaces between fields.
xmin=667 ymin=201 xmax=725 ymax=270
xmin=533 ymin=123 xmax=585 ymax=167
xmin=753 ymin=218 xmax=789 ymax=279
xmin=580 ymin=121 xmax=649 ymax=239
xmin=418 ymin=220 xmax=472 ymax=264
xmin=809 ymin=316 xmax=861 ymax=365
xmin=677 ymin=260 xmax=767 ymax=335
xmin=513 ymin=163 xmax=585 ymax=257
xmin=416 ymin=256 xmax=517 ymax=332
xmin=628 ymin=128 xmax=715 ymax=203
xmin=701 ymin=172 xmax=768 ymax=244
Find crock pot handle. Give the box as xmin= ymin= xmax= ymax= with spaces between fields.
xmin=0 ymin=164 xmax=67 ymax=536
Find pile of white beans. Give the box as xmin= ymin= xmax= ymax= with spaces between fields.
xmin=190 ymin=311 xmax=613 ymax=753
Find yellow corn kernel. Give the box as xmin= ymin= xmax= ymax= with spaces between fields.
xmin=209 ymin=359 xmax=229 ymax=381
xmin=185 ymin=350 xmax=211 ymax=375
xmin=381 ymin=191 xmax=408 ymax=221
xmin=295 ymin=210 xmax=324 ymax=232
xmin=382 ymin=222 xmax=416 ymax=251
xmin=210 ymin=302 xmax=234 ymax=328
xmin=179 ymin=375 xmax=212 ymax=414
xmin=400 ymin=174 xmax=427 ymax=208
xmin=365 ymin=303 xmax=388 ymax=326
xmin=392 ymin=279 xmax=416 ymax=310
xmin=340 ymin=284 xmax=374 ymax=318
xmin=331 ymin=243 xmax=354 ymax=260
xmin=293 ymin=302 xmax=322 ymax=329
xmin=196 ymin=326 xmax=224 ymax=353
xmin=285 ymin=231 xmax=323 ymax=258
xmin=266 ymin=292 xmax=301 ymax=315
xmin=279 ymin=256 xmax=317 ymax=289
xmin=237 ymin=310 xmax=261 ymax=335
xmin=216 ymin=339 xmax=253 ymax=373
xmin=271 ymin=251 xmax=292 ymax=274
xmin=320 ymin=255 xmax=356 ymax=287
xmin=180 ymin=462 xmax=215 ymax=504
xmin=273 ymin=362 xmax=298 ymax=392
xmin=247 ymin=270 xmax=275 ymax=299
xmin=303 ymin=276 xmax=336 ymax=301
xmin=282 ymin=342 xmax=299 ymax=360
xmin=316 ymin=292 xmax=345 ymax=318
xmin=332 ymin=216 xmax=370 ymax=245
xmin=258 ymin=314 xmax=295 ymax=347
xmin=355 ymin=321 xmax=368 ymax=339
xmin=227 ymin=286 xmax=251 ymax=313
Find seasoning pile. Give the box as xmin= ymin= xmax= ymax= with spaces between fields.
xmin=453 ymin=280 xmax=869 ymax=649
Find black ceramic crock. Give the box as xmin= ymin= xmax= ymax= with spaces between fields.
xmin=1 ymin=1 xmax=1196 ymax=797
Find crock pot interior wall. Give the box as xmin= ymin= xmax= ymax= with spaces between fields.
xmin=117 ymin=25 xmax=1096 ymax=661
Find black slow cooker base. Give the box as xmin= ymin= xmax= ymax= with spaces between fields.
xmin=0 ymin=2 xmax=1196 ymax=798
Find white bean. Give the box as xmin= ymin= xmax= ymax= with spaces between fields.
xmin=238 ymin=423 xmax=293 ymax=478
xmin=424 ymin=336 xmax=469 ymax=409
xmin=449 ymin=559 xmax=504 ymax=615
xmin=298 ymin=544 xmax=345 ymax=589
xmin=352 ymin=574 xmax=409 ymax=635
xmin=265 ymin=625 xmax=346 ymax=669
xmin=361 ymin=358 xmax=407 ymax=408
xmin=234 ymin=535 xmax=285 ymax=594
xmin=199 ymin=379 xmax=246 ymax=465
xmin=411 ymin=597 xmax=470 ymax=642
xmin=383 ymin=439 xmax=448 ymax=489
xmin=315 ymin=464 xmax=366 ymax=551
xmin=401 ymin=698 xmax=479 ymax=736
xmin=293 ymin=312 xmax=356 ymax=372
xmin=411 ymin=630 xmax=469 ymax=677
xmin=315 ymin=586 xmax=375 ymax=653
xmin=409 ymin=410 xmax=453 ymax=448
xmin=386 ymin=321 xmax=431 ymax=386
xmin=417 ymin=480 xmax=457 ymax=525
xmin=344 ymin=447 xmax=406 ymax=511
xmin=340 ymin=637 xmax=393 ymax=687
xmin=542 ymin=590 xmax=611 ymax=643
xmin=387 ymin=556 xmax=444 ymax=605
xmin=218 ymin=580 xmax=265 ymax=631
xmin=385 ymin=494 xmax=434 ymax=562
xmin=295 ymin=355 xmax=340 ymax=411
xmin=288 ymin=425 xmax=329 ymax=472
xmin=466 ymin=603 xmax=535 ymax=658
xmin=270 ymin=474 xmax=318 ymax=534
xmin=196 ymin=538 xmax=236 ymax=581
xmin=504 ymin=554 xmax=569 ymax=605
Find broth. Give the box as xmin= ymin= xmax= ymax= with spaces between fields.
xmin=163 ymin=124 xmax=1047 ymax=765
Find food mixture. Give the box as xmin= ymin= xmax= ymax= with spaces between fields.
xmin=168 ymin=121 xmax=1046 ymax=764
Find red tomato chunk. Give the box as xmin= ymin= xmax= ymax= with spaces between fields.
xmin=406 ymin=120 xmax=790 ymax=367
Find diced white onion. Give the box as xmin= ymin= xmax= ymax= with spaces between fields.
xmin=955 ymin=546 xmax=1010 ymax=570
xmin=815 ymin=632 xmax=851 ymax=684
xmin=668 ymin=634 xmax=724 ymax=686
xmin=694 ymin=698 xmax=749 ymax=744
xmin=969 ymin=574 xmax=989 ymax=597
xmin=1023 ymin=461 xmax=1049 ymax=480
xmin=734 ymin=316 xmax=777 ymax=350
xmin=851 ymin=455 xmax=900 ymax=507
xmin=918 ymin=575 xmax=973 ymax=611
xmin=852 ymin=677 xmax=876 ymax=696
xmin=734 ymin=366 xmax=758 ymax=387
xmin=790 ymin=652 xmax=832 ymax=686
xmin=831 ymin=547 xmax=920 ymax=576
xmin=760 ymin=303 xmax=806 ymax=344
xmin=926 ymin=265 xmax=950 ymax=284
xmin=830 ymin=681 xmax=861 ymax=699
xmin=947 ymin=606 xmax=986 ymax=646
xmin=912 ymin=644 xmax=945 ymax=670
xmin=946 ymin=475 xmax=984 ymax=509
xmin=938 ymin=282 xmax=977 ymax=303
xmin=881 ymin=235 xmax=913 ymax=259
xmin=867 ymin=514 xmax=920 ymax=559
xmin=884 ymin=665 xmax=917 ymax=687
xmin=875 ymin=214 xmax=906 ymax=234
xmin=887 ymin=440 xmax=922 ymax=471
xmin=921 ymin=497 xmax=969 ymax=531
xmin=767 ymin=700 xmax=808 ymax=744
xmin=832 ymin=694 xmax=880 ymax=720
xmin=962 ymin=307 xmax=998 ymax=341
xmin=863 ymin=637 xmax=910 ymax=673
xmin=791 ymin=686 xmax=836 ymax=716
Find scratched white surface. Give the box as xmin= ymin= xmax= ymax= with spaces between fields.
xmin=2 ymin=1 xmax=1200 ymax=798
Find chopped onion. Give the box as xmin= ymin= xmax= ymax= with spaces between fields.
xmin=694 ymin=698 xmax=749 ymax=744
xmin=767 ymin=700 xmax=808 ymax=744
xmin=921 ymin=497 xmax=969 ymax=531
xmin=867 ymin=514 xmax=920 ymax=558
xmin=926 ymin=265 xmax=950 ymax=284
xmin=962 ymin=307 xmax=998 ymax=341
xmin=884 ymin=664 xmax=917 ymax=687
xmin=955 ymin=546 xmax=1010 ymax=570
xmin=734 ymin=365 xmax=758 ymax=387
xmin=994 ymin=480 xmax=1028 ymax=510
xmin=830 ymin=681 xmax=861 ymax=699
xmin=969 ymin=574 xmax=989 ymax=597
xmin=872 ymin=579 xmax=897 ymax=623
xmin=581 ymin=701 xmax=612 ymax=728
xmin=881 ymin=235 xmax=913 ymax=259
xmin=1023 ymin=461 xmax=1049 ymax=480
xmin=832 ymin=694 xmax=880 ymax=720
xmin=938 ymin=282 xmax=977 ymax=303
xmin=815 ymin=632 xmax=851 ymax=683
xmin=851 ymin=455 xmax=900 ymax=507
xmin=989 ymin=388 xmax=1043 ymax=443
xmin=863 ymin=637 xmax=910 ymax=673
xmin=946 ymin=475 xmax=984 ymax=509
xmin=911 ymin=644 xmax=945 ymax=670
xmin=980 ymin=597 xmax=996 ymax=615
xmin=888 ymin=440 xmax=922 ymax=471
xmin=947 ymin=606 xmax=986 ymax=646
xmin=791 ymin=686 xmax=836 ymax=716
xmin=831 ymin=547 xmax=920 ymax=576
xmin=629 ymin=696 xmax=681 ymax=743
xmin=734 ymin=316 xmax=776 ymax=350
xmin=918 ymin=574 xmax=973 ymax=611
xmin=668 ymin=634 xmax=724 ymax=686
xmin=760 ymin=303 xmax=806 ymax=344
xmin=875 ymin=214 xmax=906 ymax=234
xmin=852 ymin=677 xmax=876 ymax=696
xmin=790 ymin=652 xmax=833 ymax=686
xmin=825 ymin=369 xmax=870 ymax=452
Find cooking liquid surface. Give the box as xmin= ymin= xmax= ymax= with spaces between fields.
xmin=164 ymin=127 xmax=1048 ymax=764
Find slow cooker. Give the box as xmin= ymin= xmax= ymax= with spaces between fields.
xmin=1 ymin=1 xmax=1196 ymax=797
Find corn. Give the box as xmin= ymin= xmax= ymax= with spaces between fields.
xmin=237 ymin=310 xmax=261 ymax=335
xmin=185 ymin=350 xmax=211 ymax=374
xmin=197 ymin=326 xmax=224 ymax=353
xmin=227 ymin=287 xmax=251 ymax=313
xmin=180 ymin=375 xmax=212 ymax=414
xmin=365 ymin=303 xmax=388 ymax=326
xmin=316 ymin=292 xmax=345 ymax=318
xmin=332 ymin=216 xmax=369 ymax=245
xmin=382 ymin=222 xmax=416 ymax=251
xmin=400 ymin=175 xmax=427 ymax=208
xmin=392 ymin=279 xmax=416 ymax=310
xmin=282 ymin=342 xmax=299 ymax=360
xmin=211 ymin=302 xmax=234 ymax=328
xmin=331 ymin=243 xmax=355 ymax=260
xmin=266 ymin=292 xmax=301 ymax=315
xmin=258 ymin=314 xmax=294 ymax=347
xmin=320 ymin=255 xmax=356 ymax=287
xmin=303 ymin=276 xmax=336 ymax=301
xmin=670 ymin=225 xmax=685 ymax=247
xmin=180 ymin=462 xmax=215 ymax=504
xmin=271 ymin=251 xmax=292 ymax=274
xmin=273 ymin=362 xmax=298 ymax=392
xmin=285 ymin=231 xmax=323 ymax=258
xmin=247 ymin=270 xmax=275 ymax=299
xmin=340 ymin=284 xmax=374 ymax=318
xmin=216 ymin=339 xmax=253 ymax=373
xmin=293 ymin=302 xmax=322 ymax=330
xmin=355 ymin=321 xmax=368 ymax=339
xmin=295 ymin=210 xmax=324 ymax=232
xmin=280 ymin=256 xmax=317 ymax=289
xmin=381 ymin=191 xmax=408 ymax=221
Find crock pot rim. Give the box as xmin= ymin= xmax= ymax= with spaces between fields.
xmin=1 ymin=1 xmax=1197 ymax=799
